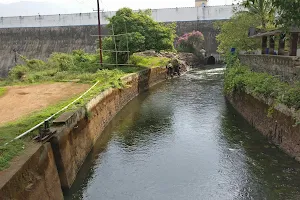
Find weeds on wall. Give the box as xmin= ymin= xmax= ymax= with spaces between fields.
xmin=224 ymin=54 xmax=300 ymax=111
xmin=0 ymin=50 xmax=170 ymax=170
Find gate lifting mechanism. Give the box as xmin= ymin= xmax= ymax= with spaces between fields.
xmin=33 ymin=120 xmax=56 ymax=142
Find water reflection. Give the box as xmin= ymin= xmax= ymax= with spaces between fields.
xmin=220 ymin=103 xmax=300 ymax=200
xmin=65 ymin=67 xmax=300 ymax=200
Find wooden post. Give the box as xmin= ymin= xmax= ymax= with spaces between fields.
xmin=262 ymin=36 xmax=268 ymax=54
xmin=269 ymin=35 xmax=275 ymax=55
xmin=278 ymin=33 xmax=285 ymax=55
xmin=289 ymin=33 xmax=299 ymax=56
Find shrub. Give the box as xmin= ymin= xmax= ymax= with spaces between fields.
xmin=103 ymin=8 xmax=176 ymax=64
xmin=48 ymin=53 xmax=74 ymax=71
xmin=9 ymin=65 xmax=29 ymax=80
xmin=278 ymin=82 xmax=300 ymax=109
xmin=177 ymin=31 xmax=205 ymax=55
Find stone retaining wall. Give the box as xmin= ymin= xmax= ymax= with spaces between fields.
xmin=227 ymin=92 xmax=300 ymax=161
xmin=239 ymin=55 xmax=300 ymax=83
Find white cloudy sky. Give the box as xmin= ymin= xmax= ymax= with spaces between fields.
xmin=0 ymin=0 xmax=236 ymax=14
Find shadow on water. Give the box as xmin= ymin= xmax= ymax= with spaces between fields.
xmin=64 ymin=82 xmax=173 ymax=200
xmin=65 ymin=67 xmax=300 ymax=200
xmin=219 ymin=101 xmax=300 ymax=200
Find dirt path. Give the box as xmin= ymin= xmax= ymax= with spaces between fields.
xmin=0 ymin=82 xmax=90 ymax=126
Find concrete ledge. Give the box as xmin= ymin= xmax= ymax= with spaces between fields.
xmin=0 ymin=142 xmax=63 ymax=200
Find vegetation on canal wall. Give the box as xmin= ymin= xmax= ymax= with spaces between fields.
xmin=0 ymin=50 xmax=170 ymax=171
xmin=224 ymin=55 xmax=300 ymax=111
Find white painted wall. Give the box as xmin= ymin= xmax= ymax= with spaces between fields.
xmin=0 ymin=5 xmax=237 ymax=28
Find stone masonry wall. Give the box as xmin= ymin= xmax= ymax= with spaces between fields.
xmin=239 ymin=55 xmax=300 ymax=83
xmin=0 ymin=20 xmax=219 ymax=77
xmin=227 ymin=93 xmax=300 ymax=161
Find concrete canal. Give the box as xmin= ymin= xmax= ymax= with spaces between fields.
xmin=65 ymin=68 xmax=300 ymax=200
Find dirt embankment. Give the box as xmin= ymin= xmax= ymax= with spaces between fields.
xmin=0 ymin=82 xmax=90 ymax=126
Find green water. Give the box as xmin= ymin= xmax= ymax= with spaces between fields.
xmin=65 ymin=68 xmax=300 ymax=200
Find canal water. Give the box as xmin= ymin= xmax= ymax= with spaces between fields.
xmin=65 ymin=68 xmax=300 ymax=200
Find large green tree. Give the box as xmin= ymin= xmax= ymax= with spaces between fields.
xmin=215 ymin=12 xmax=261 ymax=53
xmin=244 ymin=0 xmax=300 ymax=28
xmin=103 ymin=8 xmax=176 ymax=64
xmin=241 ymin=0 xmax=275 ymax=53
xmin=241 ymin=0 xmax=275 ymax=29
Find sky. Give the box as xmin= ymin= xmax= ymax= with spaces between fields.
xmin=0 ymin=0 xmax=236 ymax=16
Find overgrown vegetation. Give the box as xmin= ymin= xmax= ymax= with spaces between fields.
xmin=129 ymin=55 xmax=170 ymax=68
xmin=0 ymin=49 xmax=170 ymax=170
xmin=103 ymin=8 xmax=176 ymax=64
xmin=177 ymin=31 xmax=205 ymax=53
xmin=224 ymin=55 xmax=300 ymax=110
xmin=215 ymin=12 xmax=261 ymax=54
xmin=5 ymin=50 xmax=102 ymax=84
xmin=244 ymin=0 xmax=300 ymax=28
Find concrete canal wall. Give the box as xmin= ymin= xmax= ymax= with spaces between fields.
xmin=0 ymin=143 xmax=63 ymax=200
xmin=0 ymin=65 xmax=188 ymax=198
xmin=49 ymin=66 xmax=169 ymax=190
xmin=227 ymin=93 xmax=300 ymax=160
xmin=228 ymin=55 xmax=300 ymax=161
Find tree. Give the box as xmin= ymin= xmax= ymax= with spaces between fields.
xmin=103 ymin=8 xmax=176 ymax=64
xmin=215 ymin=12 xmax=261 ymax=54
xmin=177 ymin=31 xmax=205 ymax=55
xmin=244 ymin=0 xmax=300 ymax=28
xmin=241 ymin=0 xmax=275 ymax=54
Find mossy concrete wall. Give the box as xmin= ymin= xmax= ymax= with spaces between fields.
xmin=49 ymin=66 xmax=173 ymax=190
xmin=0 ymin=143 xmax=63 ymax=200
xmin=227 ymin=92 xmax=300 ymax=161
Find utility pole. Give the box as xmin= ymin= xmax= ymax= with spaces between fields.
xmin=97 ymin=0 xmax=103 ymax=66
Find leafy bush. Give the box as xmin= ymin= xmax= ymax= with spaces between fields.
xmin=177 ymin=31 xmax=205 ymax=54
xmin=48 ymin=53 xmax=74 ymax=71
xmin=21 ymin=56 xmax=46 ymax=70
xmin=103 ymin=8 xmax=176 ymax=64
xmin=9 ymin=65 xmax=29 ymax=80
xmin=215 ymin=12 xmax=261 ymax=54
xmin=278 ymin=82 xmax=300 ymax=110
xmin=129 ymin=55 xmax=170 ymax=67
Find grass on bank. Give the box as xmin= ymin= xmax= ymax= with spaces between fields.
xmin=224 ymin=58 xmax=300 ymax=110
xmin=0 ymin=51 xmax=170 ymax=171
xmin=0 ymin=87 xmax=6 ymax=97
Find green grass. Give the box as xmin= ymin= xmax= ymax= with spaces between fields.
xmin=0 ymin=87 xmax=6 ymax=97
xmin=0 ymin=69 xmax=129 ymax=170
xmin=0 ymin=52 xmax=168 ymax=171
xmin=129 ymin=55 xmax=170 ymax=68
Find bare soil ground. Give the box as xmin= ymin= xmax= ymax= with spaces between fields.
xmin=0 ymin=82 xmax=90 ymax=126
